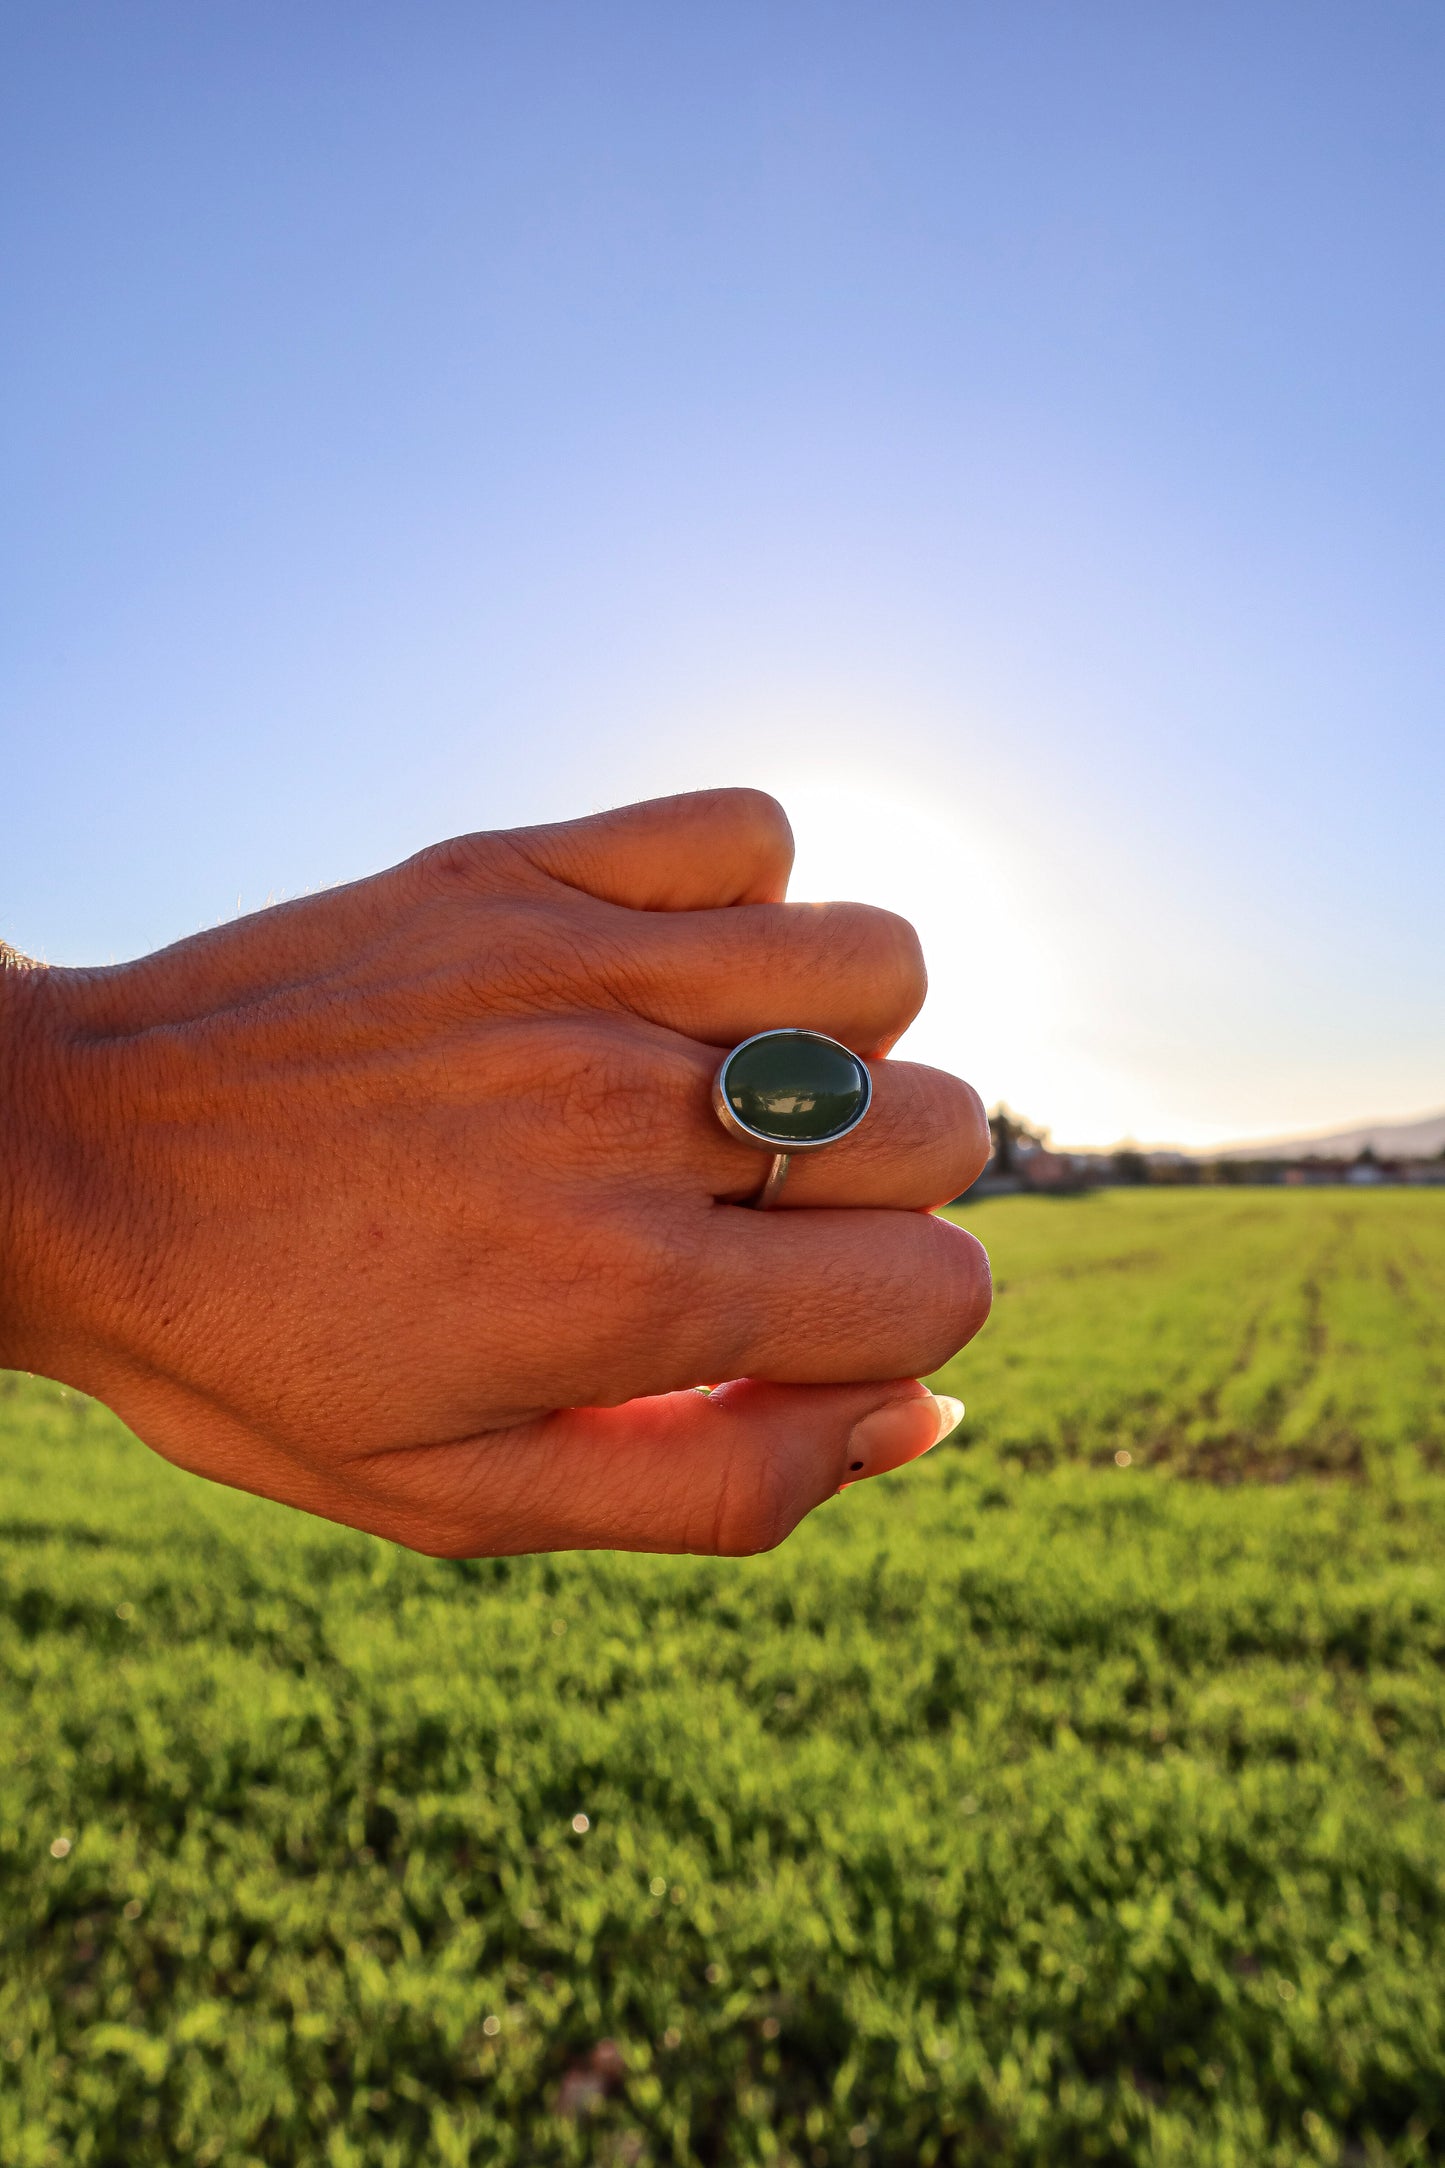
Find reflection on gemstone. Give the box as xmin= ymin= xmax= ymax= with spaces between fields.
xmin=723 ymin=1031 xmax=869 ymax=1145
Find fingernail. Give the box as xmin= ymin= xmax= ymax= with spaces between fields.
xmin=929 ymin=1394 xmax=966 ymax=1444
xmin=844 ymin=1392 xmax=966 ymax=1483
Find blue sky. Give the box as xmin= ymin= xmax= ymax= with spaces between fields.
xmin=4 ymin=1 xmax=1441 ymax=1145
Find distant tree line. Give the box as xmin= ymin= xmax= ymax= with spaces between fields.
xmin=973 ymin=1107 xmax=1445 ymax=1197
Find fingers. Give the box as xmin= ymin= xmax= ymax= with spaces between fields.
xmin=415 ymin=793 xmax=929 ymax=1054
xmin=356 ymin=1378 xmax=965 ymax=1558
xmin=599 ymin=898 xmax=927 ymax=1053
xmin=425 ymin=789 xmax=796 ymax=911
xmin=704 ymin=1059 xmax=991 ymax=1211
xmin=679 ymin=1207 xmax=993 ymax=1387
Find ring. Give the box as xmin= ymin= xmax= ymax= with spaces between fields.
xmin=712 ymin=1028 xmax=873 ymax=1209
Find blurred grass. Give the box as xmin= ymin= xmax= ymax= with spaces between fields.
xmin=2 ymin=1190 xmax=1443 ymax=2166
xmin=933 ymin=1188 xmax=1445 ymax=1480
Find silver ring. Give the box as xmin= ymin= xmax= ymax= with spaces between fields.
xmin=712 ymin=1028 xmax=873 ymax=1209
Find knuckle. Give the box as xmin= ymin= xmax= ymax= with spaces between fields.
xmin=562 ymin=1208 xmax=714 ymax=1395
xmin=874 ymin=909 xmax=928 ymax=1020
xmin=712 ymin=1447 xmax=801 ymax=1557
xmin=411 ymin=831 xmax=504 ymax=894
xmin=712 ymin=787 xmax=794 ymax=876
xmin=477 ymin=908 xmax=609 ymax=1014
xmin=883 ymin=1221 xmax=991 ymax=1376
xmin=542 ymin=1031 xmax=695 ymax=1167
xmin=637 ymin=1224 xmax=717 ymax=1367
xmin=817 ymin=903 xmax=927 ymax=1024
xmin=606 ymin=1217 xmax=682 ymax=1321
xmin=941 ymin=1078 xmax=992 ymax=1196
xmin=585 ymin=921 xmax=677 ymax=1016
xmin=930 ymin=1223 xmax=993 ymax=1362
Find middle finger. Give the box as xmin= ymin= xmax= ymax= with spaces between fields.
xmin=591 ymin=897 xmax=929 ymax=1055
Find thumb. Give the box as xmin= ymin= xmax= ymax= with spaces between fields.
xmin=376 ymin=1378 xmax=966 ymax=1558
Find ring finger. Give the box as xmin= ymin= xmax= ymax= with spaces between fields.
xmin=688 ymin=1046 xmax=990 ymax=1211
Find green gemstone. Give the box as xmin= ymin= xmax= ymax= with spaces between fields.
xmin=723 ymin=1031 xmax=869 ymax=1145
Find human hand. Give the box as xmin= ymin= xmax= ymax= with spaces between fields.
xmin=0 ymin=790 xmax=990 ymax=1555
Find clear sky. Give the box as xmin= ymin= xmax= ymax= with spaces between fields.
xmin=4 ymin=2 xmax=1442 ymax=1147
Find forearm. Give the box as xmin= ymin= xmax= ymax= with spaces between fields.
xmin=0 ymin=951 xmax=63 ymax=1373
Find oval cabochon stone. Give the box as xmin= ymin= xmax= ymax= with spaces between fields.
xmin=723 ymin=1030 xmax=869 ymax=1145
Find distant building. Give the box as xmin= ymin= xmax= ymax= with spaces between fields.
xmin=955 ymin=1108 xmax=1445 ymax=1198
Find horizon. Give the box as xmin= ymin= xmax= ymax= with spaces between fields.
xmin=999 ymin=1101 xmax=1445 ymax=1160
xmin=4 ymin=2 xmax=1442 ymax=1147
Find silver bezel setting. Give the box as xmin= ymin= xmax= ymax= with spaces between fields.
xmin=711 ymin=1028 xmax=873 ymax=1153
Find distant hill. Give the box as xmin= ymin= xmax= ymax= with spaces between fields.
xmin=1211 ymin=1108 xmax=1445 ymax=1162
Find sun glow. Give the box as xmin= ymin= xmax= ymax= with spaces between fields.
xmin=780 ymin=780 xmax=1187 ymax=1150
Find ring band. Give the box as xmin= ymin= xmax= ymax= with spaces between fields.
xmin=712 ymin=1028 xmax=873 ymax=1209
xmin=756 ymin=1152 xmax=792 ymax=1208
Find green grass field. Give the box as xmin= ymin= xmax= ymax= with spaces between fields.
xmin=3 ymin=1190 xmax=1444 ymax=2167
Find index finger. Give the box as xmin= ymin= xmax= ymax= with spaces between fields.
xmin=432 ymin=788 xmax=796 ymax=911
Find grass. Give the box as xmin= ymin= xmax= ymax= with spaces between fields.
xmin=2 ymin=1189 xmax=1444 ymax=2166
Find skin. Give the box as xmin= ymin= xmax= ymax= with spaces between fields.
xmin=0 ymin=788 xmax=992 ymax=1557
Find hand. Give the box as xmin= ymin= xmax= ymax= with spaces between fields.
xmin=1 ymin=789 xmax=991 ymax=1555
